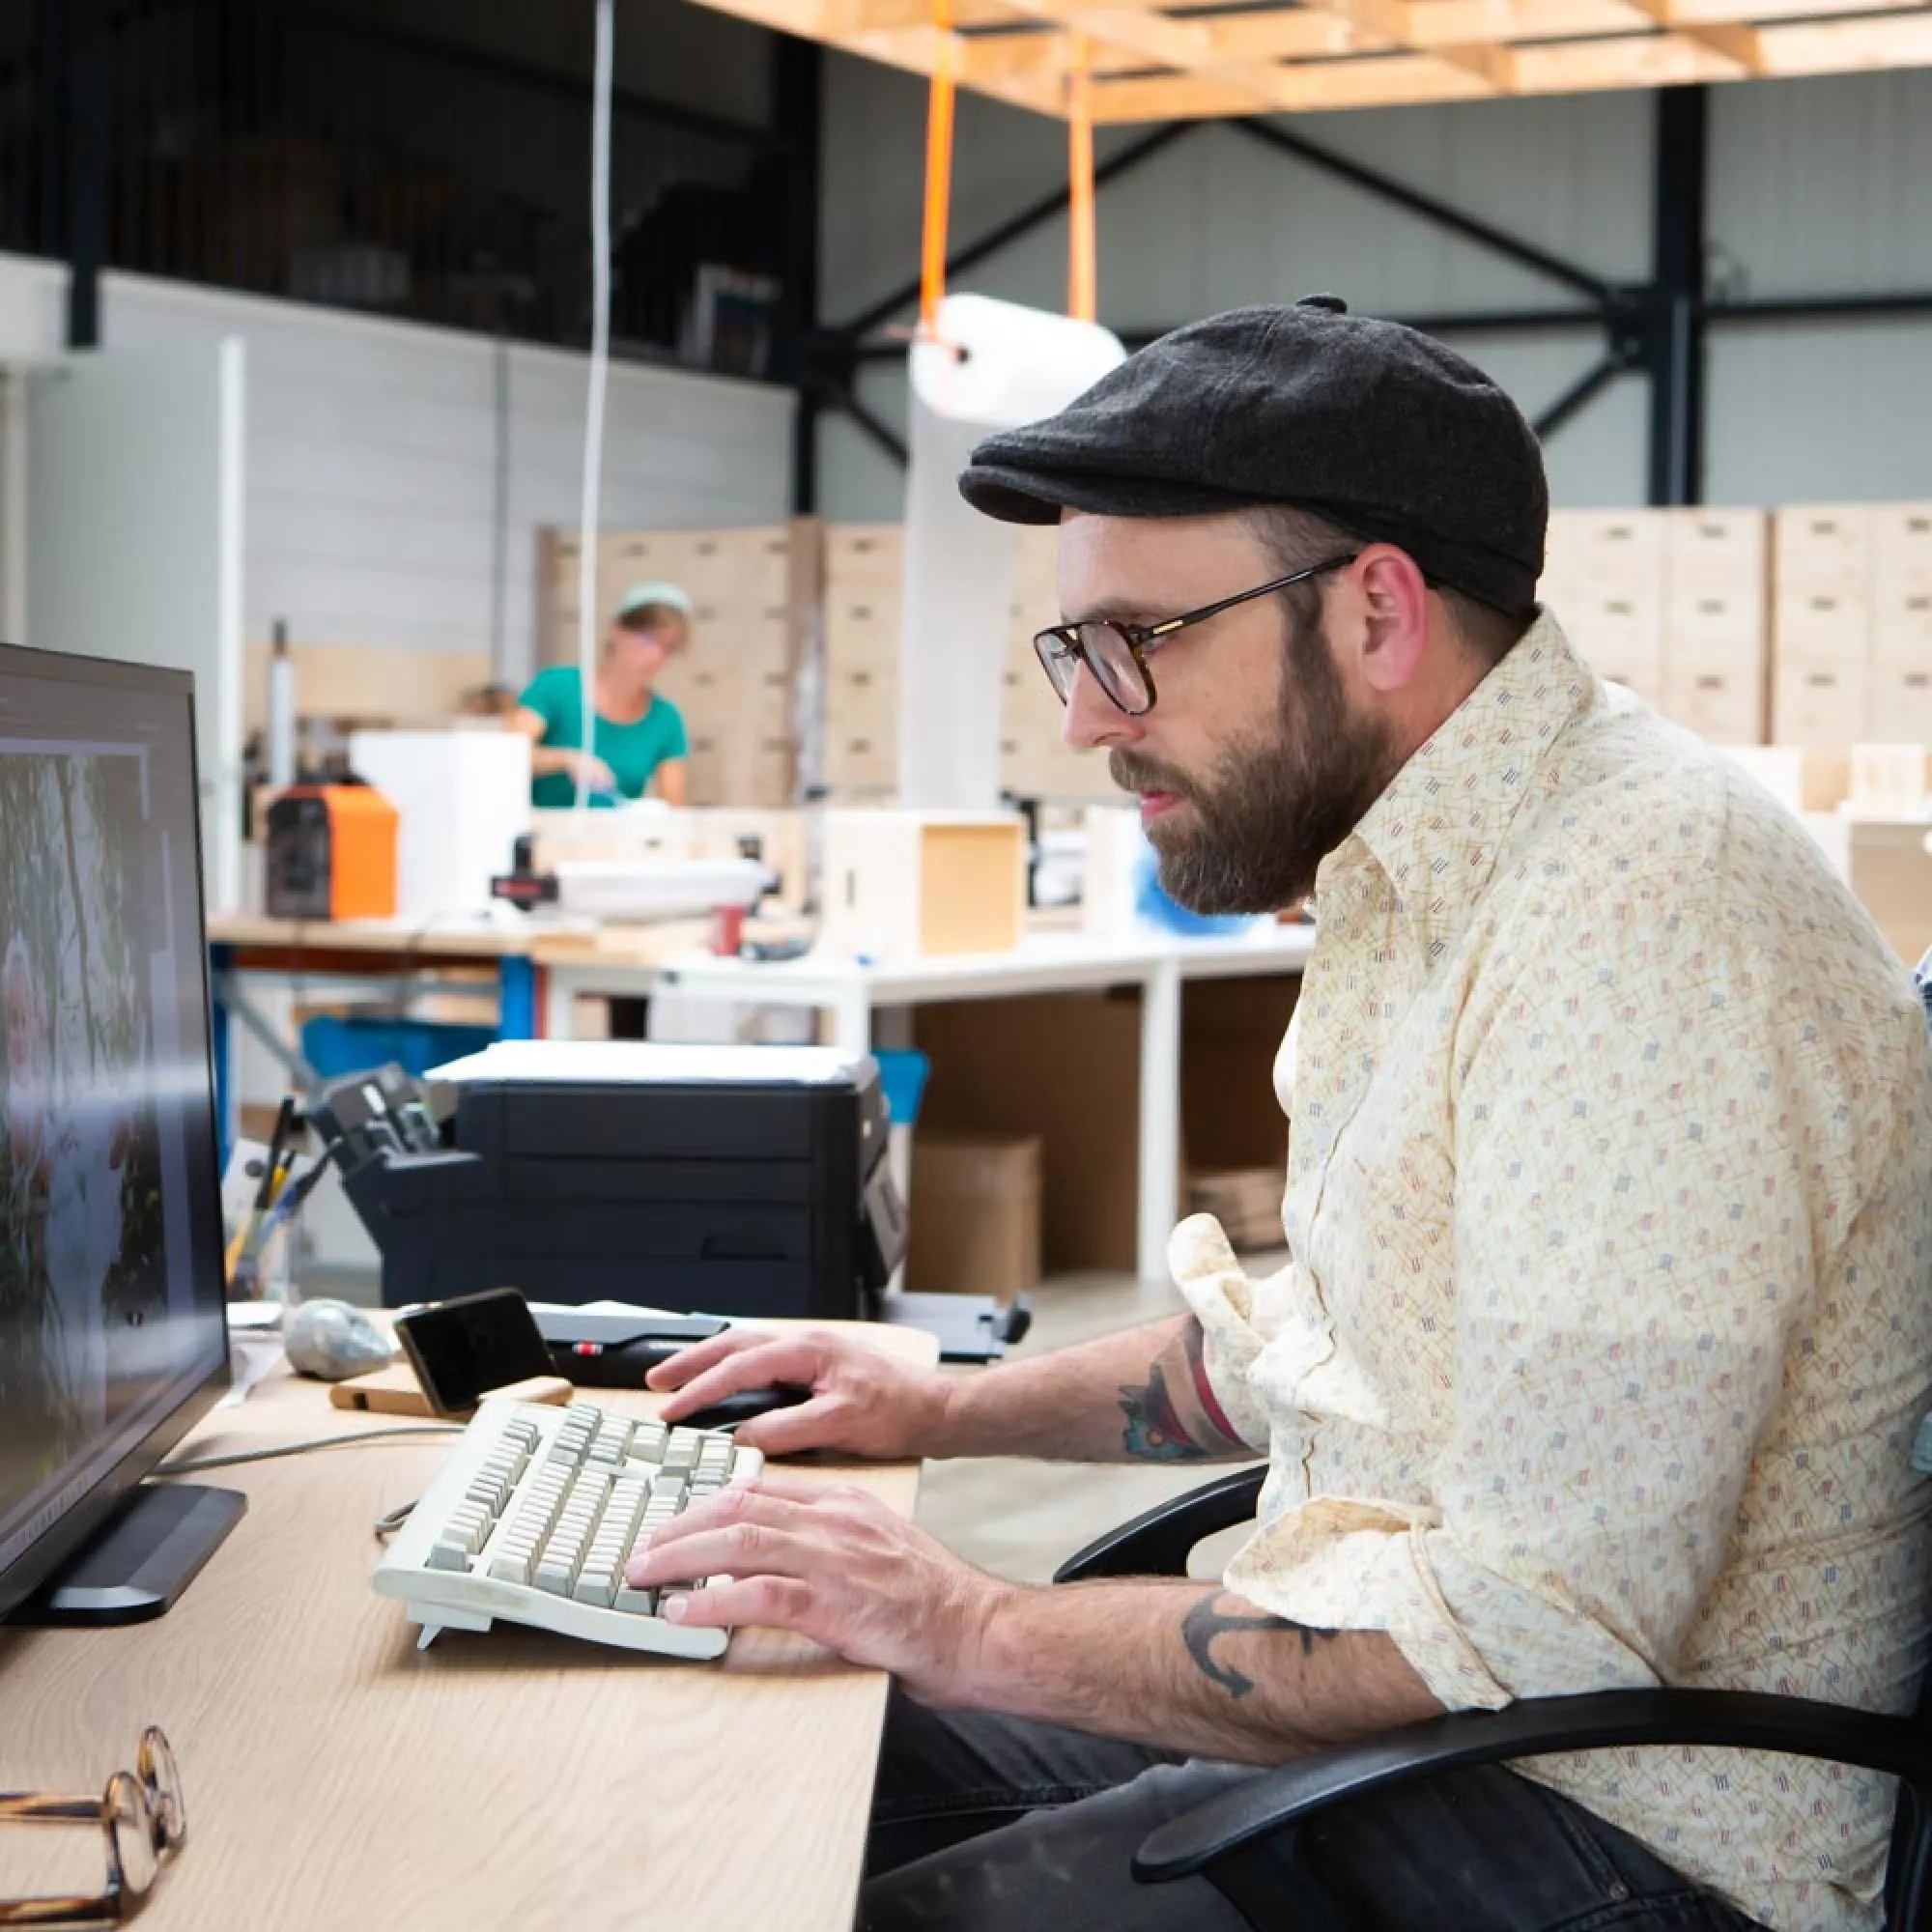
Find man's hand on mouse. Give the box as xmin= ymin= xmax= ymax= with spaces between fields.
xmin=623 ymin=1473 xmax=1006 ymax=1706
xmin=647 ymin=1328 xmax=953 ymax=1460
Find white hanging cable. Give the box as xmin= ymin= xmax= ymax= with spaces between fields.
xmin=573 ymin=0 xmax=616 ymax=812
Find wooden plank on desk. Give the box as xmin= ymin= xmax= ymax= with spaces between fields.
xmin=0 ymin=1321 xmax=932 ymax=1932
xmin=207 ymin=913 xmax=537 ymax=960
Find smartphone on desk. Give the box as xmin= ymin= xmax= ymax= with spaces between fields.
xmin=394 ymin=1288 xmax=557 ymax=1416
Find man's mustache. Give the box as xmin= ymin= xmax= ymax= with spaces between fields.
xmin=1109 ymin=750 xmax=1201 ymax=803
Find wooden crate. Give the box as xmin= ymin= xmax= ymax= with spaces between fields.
xmin=818 ymin=810 xmax=1026 ymax=959
xmin=1774 ymin=659 xmax=1870 ymax=747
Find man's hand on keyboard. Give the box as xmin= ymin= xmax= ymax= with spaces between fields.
xmin=648 ymin=1329 xmax=953 ymax=1461
xmin=623 ymin=1471 xmax=1005 ymax=1705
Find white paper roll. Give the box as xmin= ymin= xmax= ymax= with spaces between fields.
xmin=899 ymin=296 xmax=1124 ymax=810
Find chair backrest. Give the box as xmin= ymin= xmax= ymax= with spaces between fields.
xmin=1890 ymin=951 xmax=1932 ymax=1927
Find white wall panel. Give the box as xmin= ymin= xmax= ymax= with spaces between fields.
xmin=101 ymin=271 xmax=793 ymax=677
xmin=1708 ymin=320 xmax=1932 ymax=505
xmin=1709 ymin=71 xmax=1932 ymax=298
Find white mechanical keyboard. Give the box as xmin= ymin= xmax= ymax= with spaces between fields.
xmin=373 ymin=1398 xmax=763 ymax=1659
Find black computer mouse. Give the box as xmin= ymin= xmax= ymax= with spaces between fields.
xmin=679 ymin=1384 xmax=813 ymax=1433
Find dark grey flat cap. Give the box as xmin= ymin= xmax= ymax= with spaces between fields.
xmin=960 ymin=296 xmax=1548 ymax=614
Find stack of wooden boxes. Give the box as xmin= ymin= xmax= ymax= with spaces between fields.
xmin=536 ymin=523 xmax=816 ymax=808
xmin=1875 ymin=506 xmax=1932 ymax=744
xmin=1541 ymin=509 xmax=1667 ymax=701
xmin=1768 ymin=504 xmax=1932 ymax=745
xmin=1659 ymin=509 xmax=1768 ymax=744
xmin=1773 ymin=506 xmax=1875 ymax=747
xmin=1542 ymin=507 xmax=1767 ymax=744
xmin=1001 ymin=526 xmax=1117 ymax=803
xmin=821 ymin=526 xmax=902 ymax=799
xmin=821 ymin=521 xmax=1114 ymax=803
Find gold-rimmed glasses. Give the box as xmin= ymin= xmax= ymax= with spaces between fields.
xmin=0 ymin=1728 xmax=185 ymax=1927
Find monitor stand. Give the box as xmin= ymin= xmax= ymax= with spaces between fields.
xmin=13 ymin=1483 xmax=247 ymax=1627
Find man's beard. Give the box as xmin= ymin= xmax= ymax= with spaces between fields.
xmin=1111 ymin=610 xmax=1399 ymax=915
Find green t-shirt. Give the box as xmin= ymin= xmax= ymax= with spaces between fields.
xmin=520 ymin=665 xmax=688 ymax=810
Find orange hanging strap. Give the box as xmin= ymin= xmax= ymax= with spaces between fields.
xmin=1066 ymin=33 xmax=1096 ymax=324
xmin=920 ymin=0 xmax=958 ymax=340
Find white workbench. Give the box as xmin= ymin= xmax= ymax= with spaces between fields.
xmin=539 ymin=923 xmax=1317 ymax=1283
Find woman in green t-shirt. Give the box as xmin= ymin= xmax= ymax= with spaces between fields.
xmin=514 ymin=583 xmax=692 ymax=809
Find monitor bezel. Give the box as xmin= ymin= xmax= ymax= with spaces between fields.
xmin=0 ymin=641 xmax=232 ymax=1625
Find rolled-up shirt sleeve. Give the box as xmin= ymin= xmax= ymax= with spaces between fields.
xmin=1169 ymin=1213 xmax=1277 ymax=1454
xmin=1201 ymin=921 xmax=1830 ymax=1715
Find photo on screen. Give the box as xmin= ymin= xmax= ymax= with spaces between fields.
xmin=0 ymin=751 xmax=177 ymax=1517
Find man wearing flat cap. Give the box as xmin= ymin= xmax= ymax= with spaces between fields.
xmin=632 ymin=300 xmax=1932 ymax=1932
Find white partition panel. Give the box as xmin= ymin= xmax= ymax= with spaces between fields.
xmin=24 ymin=340 xmax=245 ymax=909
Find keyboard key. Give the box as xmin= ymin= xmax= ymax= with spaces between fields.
xmin=613 ymin=1585 xmax=657 ymax=1616
xmin=427 ymin=1539 xmax=471 ymax=1572
xmin=489 ymin=1548 xmax=533 ymax=1585
xmin=574 ymin=1569 xmax=616 ymax=1607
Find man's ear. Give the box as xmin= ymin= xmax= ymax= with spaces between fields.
xmin=1352 ymin=547 xmax=1432 ymax=696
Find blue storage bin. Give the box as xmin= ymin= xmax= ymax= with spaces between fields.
xmin=300 ymin=1013 xmax=497 ymax=1083
xmin=873 ymin=1048 xmax=930 ymax=1127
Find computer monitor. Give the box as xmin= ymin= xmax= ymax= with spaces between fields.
xmin=0 ymin=643 xmax=237 ymax=1627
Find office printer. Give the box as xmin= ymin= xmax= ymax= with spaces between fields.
xmin=310 ymin=1041 xmax=1026 ymax=1360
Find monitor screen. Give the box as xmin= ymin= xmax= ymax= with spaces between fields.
xmin=0 ymin=645 xmax=228 ymax=1622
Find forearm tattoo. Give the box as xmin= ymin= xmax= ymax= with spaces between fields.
xmin=1119 ymin=1323 xmax=1250 ymax=1462
xmin=1182 ymin=1592 xmax=1338 ymax=1699
xmin=1118 ymin=1363 xmax=1211 ymax=1461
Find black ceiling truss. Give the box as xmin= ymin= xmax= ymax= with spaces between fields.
xmin=808 ymin=89 xmax=1932 ymax=510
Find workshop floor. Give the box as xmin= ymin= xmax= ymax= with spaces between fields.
xmin=914 ymin=1264 xmax=1275 ymax=1586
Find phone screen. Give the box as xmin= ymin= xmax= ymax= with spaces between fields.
xmin=396 ymin=1290 xmax=554 ymax=1413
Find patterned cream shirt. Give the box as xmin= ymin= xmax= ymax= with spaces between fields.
xmin=1174 ymin=612 xmax=1932 ymax=1932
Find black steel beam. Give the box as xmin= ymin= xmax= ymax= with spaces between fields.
xmin=831 ymin=384 xmax=910 ymax=469
xmin=1709 ymin=290 xmax=1932 ymax=326
xmin=1532 ymin=350 xmax=1631 ymax=443
xmin=833 ymin=122 xmax=1195 ymax=343
xmin=774 ymin=37 xmax=825 ymax=514
xmin=1647 ymin=87 xmax=1708 ymax=506
xmin=43 ymin=0 xmax=107 ymax=348
xmin=1232 ymin=118 xmax=1617 ymax=309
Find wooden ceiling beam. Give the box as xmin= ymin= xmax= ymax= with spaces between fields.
xmin=699 ymin=0 xmax=1932 ymax=116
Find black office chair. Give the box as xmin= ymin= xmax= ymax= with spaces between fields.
xmin=1055 ymin=1464 xmax=1932 ymax=1930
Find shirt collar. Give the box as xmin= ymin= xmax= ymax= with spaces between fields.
xmin=1317 ymin=610 xmax=1598 ymax=941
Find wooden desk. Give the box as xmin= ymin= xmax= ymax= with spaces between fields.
xmin=0 ymin=1322 xmax=934 ymax=1931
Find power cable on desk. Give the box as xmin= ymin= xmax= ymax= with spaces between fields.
xmin=155 ymin=1424 xmax=464 ymax=1476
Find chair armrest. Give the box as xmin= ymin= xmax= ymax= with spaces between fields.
xmin=1135 ymin=1687 xmax=1932 ymax=1883
xmin=1053 ymin=1466 xmax=1266 ymax=1584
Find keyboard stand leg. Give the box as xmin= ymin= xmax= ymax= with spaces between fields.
xmin=408 ymin=1602 xmax=495 ymax=1649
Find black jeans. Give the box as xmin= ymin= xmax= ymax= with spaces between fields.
xmin=860 ymin=1692 xmax=1771 ymax=1932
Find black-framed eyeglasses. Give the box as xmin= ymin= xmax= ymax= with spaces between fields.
xmin=1032 ymin=554 xmax=1357 ymax=718
xmin=0 ymin=1728 xmax=185 ymax=1927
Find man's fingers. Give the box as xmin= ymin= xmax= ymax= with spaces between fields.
xmin=731 ymin=1396 xmax=847 ymax=1457
xmin=644 ymin=1327 xmax=773 ymax=1391
xmin=655 ymin=1338 xmax=827 ymax=1421
xmin=660 ymin=1575 xmax=813 ymax=1632
xmin=628 ymin=1505 xmax=821 ymax=1589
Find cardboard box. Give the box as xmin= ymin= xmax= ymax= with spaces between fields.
xmin=907 ymin=1131 xmax=1042 ymax=1299
xmin=916 ymin=989 xmax=1145 ymax=1273
xmin=818 ymin=810 xmax=1026 ymax=958
xmin=913 ymin=974 xmax=1298 ymax=1277
xmin=1188 ymin=1167 xmax=1285 ymax=1253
